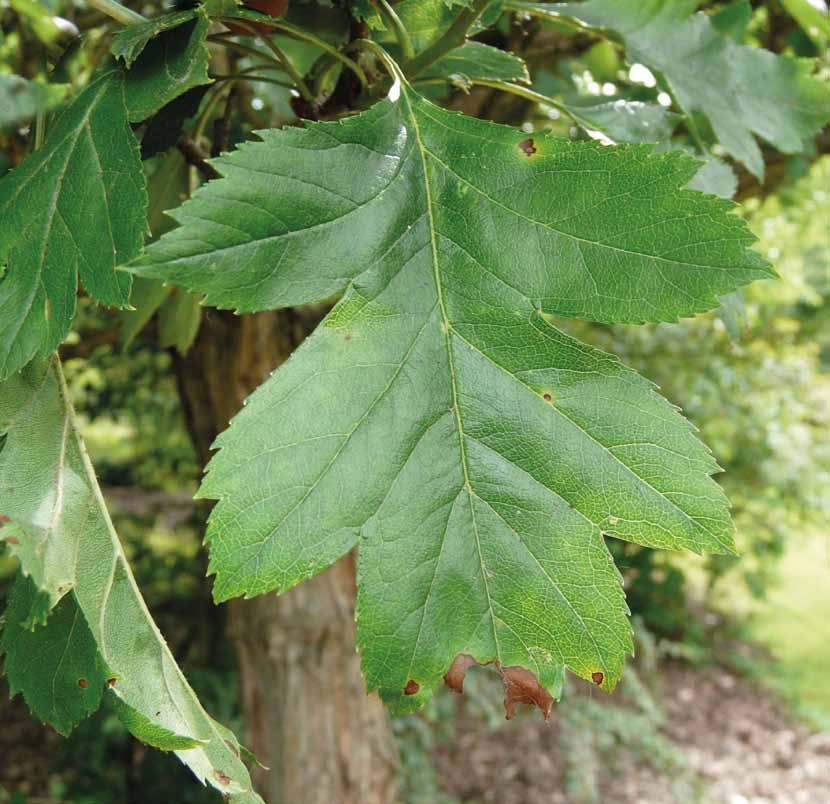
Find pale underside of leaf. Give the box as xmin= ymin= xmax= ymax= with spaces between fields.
xmin=127 ymin=84 xmax=767 ymax=711
xmin=0 ymin=358 xmax=262 ymax=804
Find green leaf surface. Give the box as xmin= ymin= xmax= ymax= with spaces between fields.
xmin=710 ymin=0 xmax=752 ymax=41
xmin=375 ymin=0 xmax=498 ymax=51
xmin=126 ymin=80 xmax=770 ymax=710
xmin=515 ymin=0 xmax=830 ymax=178
xmin=0 ymin=74 xmax=68 ymax=130
xmin=0 ymin=357 xmax=262 ymax=803
xmin=781 ymin=0 xmax=830 ymax=48
xmin=0 ymin=71 xmax=145 ymax=381
xmin=1 ymin=575 xmax=109 ymax=735
xmin=116 ymin=9 xmax=212 ymax=123
xmin=421 ymin=41 xmax=530 ymax=86
xmin=158 ymin=288 xmax=202 ymax=354
xmin=111 ymin=9 xmax=200 ymax=67
xmin=121 ymin=150 xmax=190 ymax=349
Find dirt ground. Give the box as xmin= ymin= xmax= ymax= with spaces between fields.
xmin=2 ymin=663 xmax=828 ymax=803
xmin=434 ymin=664 xmax=830 ymax=804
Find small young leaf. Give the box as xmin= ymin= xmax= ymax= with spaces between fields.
xmin=126 ymin=79 xmax=771 ymax=711
xmin=0 ymin=71 xmax=146 ymax=381
xmin=0 ymin=357 xmax=263 ymax=803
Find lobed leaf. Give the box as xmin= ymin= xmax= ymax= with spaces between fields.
xmin=116 ymin=8 xmax=213 ymax=123
xmin=126 ymin=79 xmax=770 ymax=712
xmin=0 ymin=357 xmax=263 ymax=803
xmin=514 ymin=0 xmax=830 ymax=178
xmin=0 ymin=71 xmax=146 ymax=381
xmin=1 ymin=575 xmax=110 ymax=735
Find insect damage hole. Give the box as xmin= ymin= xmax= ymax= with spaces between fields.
xmin=542 ymin=392 xmax=554 ymax=403
xmin=518 ymin=138 xmax=537 ymax=157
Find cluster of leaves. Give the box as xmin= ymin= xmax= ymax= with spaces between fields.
xmin=0 ymin=0 xmax=828 ymax=799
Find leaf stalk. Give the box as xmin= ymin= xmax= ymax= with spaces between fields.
xmin=85 ymin=0 xmax=145 ymax=25
xmin=402 ymin=0 xmax=493 ymax=78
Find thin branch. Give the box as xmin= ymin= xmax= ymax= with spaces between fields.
xmin=178 ymin=138 xmax=221 ymax=181
xmin=461 ymin=79 xmax=582 ymax=124
xmin=229 ymin=21 xmax=316 ymax=104
xmin=208 ymin=35 xmax=283 ymax=67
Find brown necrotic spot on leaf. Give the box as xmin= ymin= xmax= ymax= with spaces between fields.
xmin=404 ymin=679 xmax=420 ymax=695
xmin=0 ymin=514 xmax=10 ymax=526
xmin=518 ymin=138 xmax=537 ymax=157
xmin=78 ymin=678 xmax=88 ymax=689
xmin=214 ymin=770 xmax=231 ymax=787
xmin=443 ymin=654 xmax=479 ymax=694
xmin=5 ymin=535 xmax=19 ymax=545
xmin=497 ymin=663 xmax=554 ymax=721
xmin=225 ymin=739 xmax=239 ymax=756
xmin=542 ymin=392 xmax=553 ymax=403
xmin=592 ymin=671 xmax=604 ymax=686
xmin=107 ymin=677 xmax=117 ymax=688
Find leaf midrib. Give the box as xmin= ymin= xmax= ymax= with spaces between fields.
xmin=48 ymin=360 xmax=259 ymax=797
xmin=401 ymin=86 xmax=502 ymax=661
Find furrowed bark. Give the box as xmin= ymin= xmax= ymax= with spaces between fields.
xmin=174 ymin=308 xmax=399 ymax=804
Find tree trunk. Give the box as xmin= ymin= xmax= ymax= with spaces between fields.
xmin=174 ymin=308 xmax=399 ymax=804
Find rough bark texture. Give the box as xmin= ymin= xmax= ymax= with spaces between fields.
xmin=174 ymin=308 xmax=399 ymax=804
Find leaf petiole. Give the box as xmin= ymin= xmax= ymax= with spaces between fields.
xmin=402 ymin=0 xmax=493 ymax=78
xmin=369 ymin=0 xmax=414 ymax=62
xmin=85 ymin=0 xmax=145 ymax=25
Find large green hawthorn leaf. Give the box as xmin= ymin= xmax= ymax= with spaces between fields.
xmin=513 ymin=0 xmax=830 ymax=178
xmin=0 ymin=71 xmax=146 ymax=381
xmin=126 ymin=79 xmax=770 ymax=712
xmin=113 ymin=8 xmax=212 ymax=123
xmin=0 ymin=357 xmax=262 ymax=804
